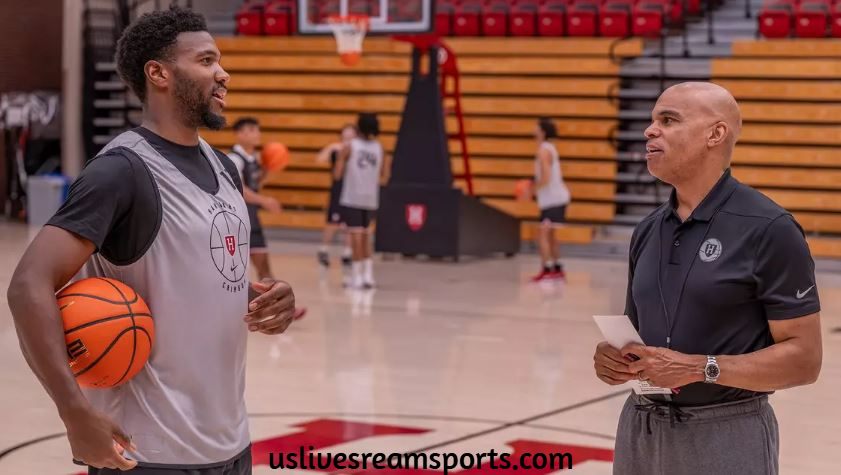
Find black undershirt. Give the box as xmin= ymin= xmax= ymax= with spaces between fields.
xmin=47 ymin=127 xmax=243 ymax=265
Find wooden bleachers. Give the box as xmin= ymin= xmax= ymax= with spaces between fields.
xmin=221 ymin=112 xmax=616 ymax=138
xmin=712 ymin=59 xmax=841 ymax=79
xmin=738 ymin=124 xmax=841 ymax=146
xmin=218 ymin=92 xmax=618 ymax=117
xmin=729 ymin=40 xmax=841 ymax=58
xmin=716 ymin=40 xmax=841 ymax=257
xmin=713 ymin=80 xmax=841 ymax=102
xmin=213 ymin=36 xmax=643 ymax=245
xmin=230 ymin=74 xmax=620 ymax=97
xmin=222 ymin=54 xmax=622 ymax=76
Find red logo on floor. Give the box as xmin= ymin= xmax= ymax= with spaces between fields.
xmin=71 ymin=419 xmax=613 ymax=473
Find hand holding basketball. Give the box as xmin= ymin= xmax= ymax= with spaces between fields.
xmin=64 ymin=405 xmax=137 ymax=470
xmin=244 ymin=279 xmax=304 ymax=334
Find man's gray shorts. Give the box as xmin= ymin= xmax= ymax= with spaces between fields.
xmin=613 ymin=393 xmax=779 ymax=475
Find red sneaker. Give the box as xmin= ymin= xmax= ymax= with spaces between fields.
xmin=530 ymin=270 xmax=553 ymax=282
xmin=551 ymin=270 xmax=566 ymax=280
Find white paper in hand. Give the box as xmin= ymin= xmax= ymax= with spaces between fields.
xmin=593 ymin=315 xmax=673 ymax=395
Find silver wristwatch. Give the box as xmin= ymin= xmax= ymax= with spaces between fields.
xmin=704 ymin=355 xmax=720 ymax=384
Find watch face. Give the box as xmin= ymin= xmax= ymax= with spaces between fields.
xmin=706 ymin=365 xmax=720 ymax=379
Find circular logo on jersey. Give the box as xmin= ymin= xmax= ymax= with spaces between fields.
xmin=699 ymin=238 xmax=722 ymax=263
xmin=209 ymin=211 xmax=249 ymax=282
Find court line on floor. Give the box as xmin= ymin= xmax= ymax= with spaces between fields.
xmin=407 ymin=389 xmax=628 ymax=453
xmin=0 ymin=433 xmax=66 ymax=461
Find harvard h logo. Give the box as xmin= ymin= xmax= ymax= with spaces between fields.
xmin=406 ymin=204 xmax=427 ymax=232
xmin=699 ymin=238 xmax=722 ymax=263
xmin=225 ymin=235 xmax=237 ymax=256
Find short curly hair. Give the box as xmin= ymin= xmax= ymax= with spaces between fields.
xmin=115 ymin=6 xmax=207 ymax=103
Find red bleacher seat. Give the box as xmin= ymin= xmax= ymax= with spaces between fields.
xmin=601 ymin=2 xmax=632 ymax=37
xmin=642 ymin=0 xmax=683 ymax=24
xmin=795 ymin=2 xmax=829 ymax=36
xmin=483 ymin=2 xmax=510 ymax=36
xmin=832 ymin=4 xmax=841 ymax=36
xmin=687 ymin=0 xmax=702 ymax=14
xmin=567 ymin=4 xmax=599 ymax=36
xmin=510 ymin=3 xmax=539 ymax=36
xmin=633 ymin=3 xmax=664 ymax=36
xmin=236 ymin=2 xmax=265 ymax=36
xmin=436 ymin=2 xmax=455 ymax=36
xmin=454 ymin=2 xmax=482 ymax=36
xmin=602 ymin=0 xmax=634 ymax=35
xmin=759 ymin=4 xmax=793 ymax=37
xmin=537 ymin=3 xmax=566 ymax=36
xmin=264 ymin=2 xmax=296 ymax=35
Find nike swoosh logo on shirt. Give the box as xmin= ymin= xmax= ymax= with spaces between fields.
xmin=796 ymin=285 xmax=815 ymax=299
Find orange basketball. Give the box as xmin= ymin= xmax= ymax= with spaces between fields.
xmin=57 ymin=277 xmax=154 ymax=389
xmin=261 ymin=142 xmax=289 ymax=172
xmin=514 ymin=179 xmax=533 ymax=201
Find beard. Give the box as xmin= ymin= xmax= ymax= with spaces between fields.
xmin=173 ymin=69 xmax=226 ymax=131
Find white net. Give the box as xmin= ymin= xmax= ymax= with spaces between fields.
xmin=327 ymin=15 xmax=369 ymax=65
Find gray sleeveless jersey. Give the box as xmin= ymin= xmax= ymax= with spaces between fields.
xmin=77 ymin=130 xmax=251 ymax=466
xmin=339 ymin=138 xmax=384 ymax=210
xmin=534 ymin=141 xmax=571 ymax=210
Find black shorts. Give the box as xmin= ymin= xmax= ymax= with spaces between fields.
xmin=87 ymin=446 xmax=252 ymax=474
xmin=326 ymin=180 xmax=345 ymax=225
xmin=341 ymin=206 xmax=373 ymax=229
xmin=247 ymin=204 xmax=267 ymax=252
xmin=539 ymin=205 xmax=567 ymax=225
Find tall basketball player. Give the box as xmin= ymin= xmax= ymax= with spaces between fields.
xmin=336 ymin=113 xmax=387 ymax=289
xmin=530 ymin=117 xmax=571 ymax=282
xmin=228 ymin=116 xmax=282 ymax=280
xmin=316 ymin=123 xmax=357 ymax=268
xmin=6 ymin=7 xmax=302 ymax=474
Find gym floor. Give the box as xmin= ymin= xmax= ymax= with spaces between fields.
xmin=0 ymin=221 xmax=838 ymax=474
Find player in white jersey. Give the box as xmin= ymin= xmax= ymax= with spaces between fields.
xmin=530 ymin=117 xmax=571 ymax=282
xmin=336 ymin=113 xmax=388 ymax=289
xmin=315 ymin=123 xmax=357 ymax=269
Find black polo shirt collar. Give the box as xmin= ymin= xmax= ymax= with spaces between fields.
xmin=666 ymin=168 xmax=739 ymax=223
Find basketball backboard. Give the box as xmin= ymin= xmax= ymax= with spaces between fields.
xmin=297 ymin=0 xmax=434 ymax=34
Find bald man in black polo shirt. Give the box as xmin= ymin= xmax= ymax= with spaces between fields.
xmin=593 ymin=82 xmax=823 ymax=475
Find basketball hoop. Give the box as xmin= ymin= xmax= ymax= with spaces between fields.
xmin=327 ymin=15 xmax=369 ymax=67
